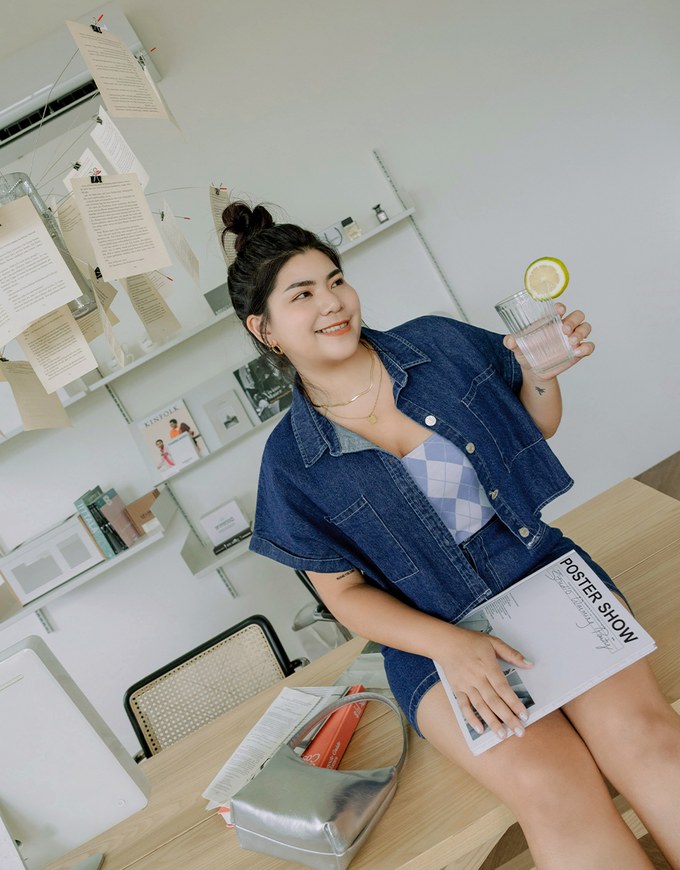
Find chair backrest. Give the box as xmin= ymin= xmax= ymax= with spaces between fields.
xmin=124 ymin=615 xmax=297 ymax=757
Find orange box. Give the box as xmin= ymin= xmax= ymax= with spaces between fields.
xmin=302 ymin=685 xmax=366 ymax=770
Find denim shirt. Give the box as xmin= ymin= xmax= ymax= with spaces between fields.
xmin=249 ymin=315 xmax=574 ymax=623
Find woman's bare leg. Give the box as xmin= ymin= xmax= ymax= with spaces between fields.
xmin=563 ymin=658 xmax=680 ymax=868
xmin=417 ymin=684 xmax=653 ymax=870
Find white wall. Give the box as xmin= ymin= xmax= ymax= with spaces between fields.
xmin=1 ymin=0 xmax=679 ymax=753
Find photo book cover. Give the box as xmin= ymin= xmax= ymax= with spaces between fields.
xmin=132 ymin=398 xmax=209 ymax=481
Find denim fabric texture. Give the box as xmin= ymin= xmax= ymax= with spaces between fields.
xmin=248 ymin=315 xmax=616 ymax=731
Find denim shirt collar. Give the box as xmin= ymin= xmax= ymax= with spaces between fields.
xmin=289 ymin=325 xmax=431 ymax=468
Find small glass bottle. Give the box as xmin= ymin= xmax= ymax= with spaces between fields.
xmin=373 ymin=204 xmax=389 ymax=224
xmin=341 ymin=216 xmax=363 ymax=241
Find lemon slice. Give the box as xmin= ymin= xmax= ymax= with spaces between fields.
xmin=524 ymin=257 xmax=569 ymax=300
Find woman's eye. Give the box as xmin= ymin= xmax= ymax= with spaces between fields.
xmin=293 ymin=290 xmax=311 ymax=301
xmin=331 ymin=278 xmax=344 ymax=288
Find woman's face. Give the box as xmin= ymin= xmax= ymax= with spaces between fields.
xmin=247 ymin=248 xmax=362 ymax=370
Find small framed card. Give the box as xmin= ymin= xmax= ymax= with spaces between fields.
xmin=199 ymin=500 xmax=250 ymax=548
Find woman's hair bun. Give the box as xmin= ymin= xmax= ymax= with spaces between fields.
xmin=222 ymin=202 xmax=275 ymax=253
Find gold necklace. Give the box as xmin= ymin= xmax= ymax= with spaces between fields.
xmin=311 ymin=345 xmax=375 ymax=409
xmin=324 ymin=359 xmax=383 ymax=425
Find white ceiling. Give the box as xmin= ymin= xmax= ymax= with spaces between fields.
xmin=0 ymin=1 xmax=116 ymax=58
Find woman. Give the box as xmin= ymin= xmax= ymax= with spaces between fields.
xmin=223 ymin=202 xmax=680 ymax=868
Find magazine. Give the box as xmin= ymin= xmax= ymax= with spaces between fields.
xmin=233 ymin=356 xmax=293 ymax=423
xmin=434 ymin=549 xmax=656 ymax=755
xmin=131 ymin=398 xmax=208 ymax=481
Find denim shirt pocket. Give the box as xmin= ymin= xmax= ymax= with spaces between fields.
xmin=462 ymin=365 xmax=542 ymax=470
xmin=327 ymin=496 xmax=419 ymax=582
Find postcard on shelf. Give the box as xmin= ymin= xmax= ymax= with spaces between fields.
xmin=434 ymin=550 xmax=656 ymax=756
xmin=233 ymin=356 xmax=293 ymax=423
xmin=203 ymin=283 xmax=231 ymax=315
xmin=199 ymin=500 xmax=250 ymax=549
xmin=131 ymin=399 xmax=208 ymax=481
xmin=184 ymin=374 xmax=253 ymax=450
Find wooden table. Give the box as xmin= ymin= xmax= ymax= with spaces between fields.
xmin=49 ymin=479 xmax=680 ymax=870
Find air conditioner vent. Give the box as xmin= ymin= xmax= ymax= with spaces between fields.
xmin=0 ymin=79 xmax=100 ymax=146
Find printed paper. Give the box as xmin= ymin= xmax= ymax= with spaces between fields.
xmin=66 ymin=22 xmax=168 ymax=120
xmin=160 ymin=201 xmax=199 ymax=286
xmin=16 ymin=305 xmax=98 ymax=393
xmin=0 ymin=196 xmax=83 ymax=344
xmin=56 ymin=196 xmax=98 ymax=275
xmin=209 ymin=186 xmax=236 ymax=267
xmin=91 ymin=106 xmax=149 ymax=189
xmin=0 ymin=360 xmax=71 ymax=430
xmin=63 ymin=146 xmax=108 ymax=193
xmin=121 ymin=272 xmax=181 ymax=342
xmin=71 ymin=174 xmax=171 ymax=281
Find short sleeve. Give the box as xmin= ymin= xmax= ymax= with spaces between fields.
xmin=432 ymin=315 xmax=523 ymax=395
xmin=248 ymin=445 xmax=354 ymax=575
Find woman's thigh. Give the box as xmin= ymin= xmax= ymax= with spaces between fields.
xmin=561 ymin=658 xmax=680 ymax=780
xmin=416 ymin=681 xmax=612 ymax=810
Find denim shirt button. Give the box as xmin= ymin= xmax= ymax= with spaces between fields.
xmin=465 ymin=442 xmax=475 ymax=454
xmin=425 ymin=415 xmax=437 ymax=426
xmin=519 ymin=526 xmax=530 ymax=538
xmin=489 ymin=489 xmax=499 ymax=500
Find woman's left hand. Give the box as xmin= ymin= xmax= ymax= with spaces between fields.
xmin=503 ymin=303 xmax=595 ymax=381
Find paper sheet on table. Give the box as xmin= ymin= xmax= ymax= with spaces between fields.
xmin=66 ymin=22 xmax=168 ymax=120
xmin=16 ymin=305 xmax=98 ymax=393
xmin=121 ymin=272 xmax=181 ymax=342
xmin=91 ymin=106 xmax=149 ymax=189
xmin=0 ymin=360 xmax=71 ymax=430
xmin=209 ymin=186 xmax=236 ymax=267
xmin=160 ymin=201 xmax=199 ymax=286
xmin=63 ymin=146 xmax=108 ymax=193
xmin=202 ymin=686 xmax=344 ymax=809
xmin=55 ymin=195 xmax=98 ymax=276
xmin=0 ymin=196 xmax=83 ymax=344
xmin=72 ymin=174 xmax=170 ymax=281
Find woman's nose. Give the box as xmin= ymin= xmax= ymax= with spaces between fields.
xmin=318 ymin=287 xmax=342 ymax=314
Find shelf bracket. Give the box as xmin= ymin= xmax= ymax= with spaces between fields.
xmin=372 ymin=148 xmax=470 ymax=324
xmin=34 ymin=608 xmax=54 ymax=634
xmin=216 ymin=567 xmax=238 ymax=598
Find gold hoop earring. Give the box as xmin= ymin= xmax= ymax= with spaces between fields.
xmin=270 ymin=344 xmax=284 ymax=356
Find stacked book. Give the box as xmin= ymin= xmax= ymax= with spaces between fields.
xmin=74 ymin=486 xmax=143 ymax=559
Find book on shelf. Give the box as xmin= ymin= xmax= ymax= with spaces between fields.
xmin=94 ymin=489 xmax=141 ymax=548
xmin=233 ymin=356 xmax=293 ymax=423
xmin=212 ymin=529 xmax=252 ymax=555
xmin=434 ymin=549 xmax=656 ymax=756
xmin=74 ymin=487 xmax=124 ymax=559
xmin=301 ymin=684 xmax=367 ymax=769
xmin=199 ymin=499 xmax=251 ymax=552
xmin=125 ymin=489 xmax=161 ymax=536
xmin=130 ymin=398 xmax=208 ymax=482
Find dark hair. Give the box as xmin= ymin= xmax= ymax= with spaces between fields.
xmin=222 ymin=202 xmax=342 ymax=373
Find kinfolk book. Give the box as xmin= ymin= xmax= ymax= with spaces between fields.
xmin=131 ymin=398 xmax=208 ymax=482
xmin=434 ymin=550 xmax=656 ymax=755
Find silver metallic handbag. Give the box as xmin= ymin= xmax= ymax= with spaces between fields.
xmin=230 ymin=691 xmax=408 ymax=869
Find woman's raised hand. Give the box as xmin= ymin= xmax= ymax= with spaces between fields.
xmin=438 ymin=626 xmax=533 ymax=739
xmin=503 ymin=302 xmax=595 ymax=380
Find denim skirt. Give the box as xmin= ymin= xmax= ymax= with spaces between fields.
xmin=382 ymin=515 xmax=624 ymax=737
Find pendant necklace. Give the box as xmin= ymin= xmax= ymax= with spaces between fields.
xmin=311 ymin=342 xmax=375 ymax=409
xmin=324 ymin=357 xmax=383 ymax=425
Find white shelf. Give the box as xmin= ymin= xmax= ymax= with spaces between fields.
xmin=0 ymin=490 xmax=177 ymax=629
xmin=0 ymin=387 xmax=89 ymax=445
xmin=336 ymin=208 xmax=414 ymax=254
xmin=87 ymin=308 xmax=236 ymax=390
xmin=180 ymin=529 xmax=252 ymax=579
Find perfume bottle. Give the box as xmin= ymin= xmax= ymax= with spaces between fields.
xmin=341 ymin=216 xmax=363 ymax=241
xmin=373 ymin=204 xmax=389 ymax=224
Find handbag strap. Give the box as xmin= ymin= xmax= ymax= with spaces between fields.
xmin=287 ymin=691 xmax=408 ymax=773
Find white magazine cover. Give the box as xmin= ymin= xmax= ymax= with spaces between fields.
xmin=434 ymin=549 xmax=656 ymax=755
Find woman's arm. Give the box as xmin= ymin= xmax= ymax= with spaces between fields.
xmin=307 ymin=567 xmax=532 ymax=739
xmin=503 ymin=304 xmax=594 ymax=439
